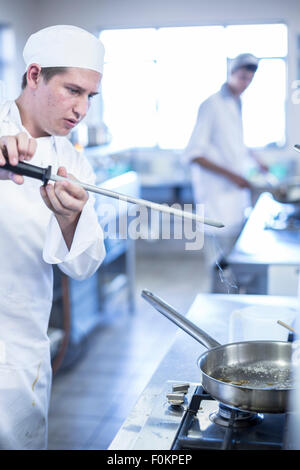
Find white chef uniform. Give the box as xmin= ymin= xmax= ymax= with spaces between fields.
xmin=184 ymin=83 xmax=252 ymax=240
xmin=0 ymin=99 xmax=106 ymax=449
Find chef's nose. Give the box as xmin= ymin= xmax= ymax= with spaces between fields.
xmin=73 ymin=96 xmax=89 ymax=120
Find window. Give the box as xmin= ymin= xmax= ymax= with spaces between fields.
xmin=0 ymin=25 xmax=16 ymax=101
xmin=99 ymin=23 xmax=287 ymax=150
xmin=225 ymin=24 xmax=287 ymax=148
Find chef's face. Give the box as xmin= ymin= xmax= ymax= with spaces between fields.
xmin=228 ymin=68 xmax=255 ymax=96
xmin=31 ymin=67 xmax=101 ymax=137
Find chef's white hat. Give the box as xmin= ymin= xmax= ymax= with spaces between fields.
xmin=23 ymin=25 xmax=105 ymax=74
xmin=230 ymin=53 xmax=259 ymax=74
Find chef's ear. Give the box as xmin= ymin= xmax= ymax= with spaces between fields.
xmin=26 ymin=64 xmax=42 ymax=89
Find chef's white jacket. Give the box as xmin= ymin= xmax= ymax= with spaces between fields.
xmin=184 ymin=83 xmax=252 ymax=237
xmin=0 ymin=100 xmax=106 ymax=449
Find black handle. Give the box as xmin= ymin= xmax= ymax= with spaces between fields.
xmin=2 ymin=158 xmax=52 ymax=185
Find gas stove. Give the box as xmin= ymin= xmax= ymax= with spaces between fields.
xmin=171 ymin=385 xmax=287 ymax=450
xmin=131 ymin=381 xmax=289 ymax=450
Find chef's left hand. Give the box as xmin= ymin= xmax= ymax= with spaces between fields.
xmin=40 ymin=166 xmax=89 ymax=233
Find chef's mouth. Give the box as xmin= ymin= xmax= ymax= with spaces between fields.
xmin=64 ymin=118 xmax=78 ymax=128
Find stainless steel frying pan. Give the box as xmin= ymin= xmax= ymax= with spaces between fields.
xmin=142 ymin=290 xmax=294 ymax=413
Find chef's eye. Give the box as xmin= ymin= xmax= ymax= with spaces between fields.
xmin=67 ymin=87 xmax=80 ymax=95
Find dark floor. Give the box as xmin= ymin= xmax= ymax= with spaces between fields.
xmin=47 ymin=239 xmax=211 ymax=450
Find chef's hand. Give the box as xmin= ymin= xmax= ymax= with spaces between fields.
xmin=0 ymin=133 xmax=37 ymax=184
xmin=40 ymin=166 xmax=89 ymax=249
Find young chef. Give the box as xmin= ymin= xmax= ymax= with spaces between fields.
xmin=184 ymin=53 xmax=267 ymax=256
xmin=0 ymin=25 xmax=106 ymax=449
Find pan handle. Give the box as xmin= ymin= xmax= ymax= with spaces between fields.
xmin=142 ymin=290 xmax=221 ymax=350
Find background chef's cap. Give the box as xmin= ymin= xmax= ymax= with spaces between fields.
xmin=23 ymin=25 xmax=105 ymax=74
xmin=229 ymin=53 xmax=259 ymax=74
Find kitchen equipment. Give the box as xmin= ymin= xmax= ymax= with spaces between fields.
xmin=87 ymin=123 xmax=111 ymax=147
xmin=119 ymin=380 xmax=288 ymax=450
xmin=170 ymin=383 xmax=287 ymax=450
xmin=270 ymin=177 xmax=300 ymax=204
xmin=264 ymin=205 xmax=300 ymax=231
xmin=277 ymin=320 xmax=296 ymax=334
xmin=252 ymin=174 xmax=300 ymax=205
xmin=228 ymin=305 xmax=296 ymax=342
xmin=294 ymin=144 xmax=300 ymax=153
xmin=269 ymin=145 xmax=300 ymax=204
xmin=252 ymin=147 xmax=300 ymax=205
xmin=1 ymin=158 xmax=224 ymax=228
xmin=142 ymin=289 xmax=293 ymax=413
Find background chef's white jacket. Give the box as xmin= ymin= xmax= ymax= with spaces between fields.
xmin=0 ymin=100 xmax=106 ymax=449
xmin=184 ymin=84 xmax=253 ymax=236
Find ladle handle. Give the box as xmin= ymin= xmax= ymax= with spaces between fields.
xmin=142 ymin=290 xmax=220 ymax=350
xmin=277 ymin=320 xmax=296 ymax=334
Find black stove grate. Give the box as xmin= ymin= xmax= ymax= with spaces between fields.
xmin=171 ymin=386 xmax=287 ymax=450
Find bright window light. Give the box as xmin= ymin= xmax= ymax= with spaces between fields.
xmin=100 ymin=28 xmax=158 ymax=147
xmin=99 ymin=23 xmax=287 ymax=150
xmin=225 ymin=23 xmax=288 ymax=58
xmin=156 ymin=26 xmax=226 ymax=149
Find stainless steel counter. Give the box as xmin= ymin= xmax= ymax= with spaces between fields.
xmin=216 ymin=193 xmax=300 ymax=296
xmin=228 ymin=192 xmax=300 ymax=266
xmin=109 ymin=293 xmax=299 ymax=450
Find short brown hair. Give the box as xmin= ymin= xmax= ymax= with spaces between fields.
xmin=21 ymin=67 xmax=68 ymax=90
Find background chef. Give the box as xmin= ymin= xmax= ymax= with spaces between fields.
xmin=184 ymin=53 xmax=267 ymax=259
xmin=0 ymin=25 xmax=106 ymax=450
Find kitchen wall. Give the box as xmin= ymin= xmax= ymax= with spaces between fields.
xmin=1 ymin=0 xmax=300 ymax=160
xmin=0 ymin=0 xmax=39 ymax=89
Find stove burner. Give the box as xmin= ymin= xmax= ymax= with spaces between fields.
xmin=210 ymin=403 xmax=264 ymax=428
xmin=170 ymin=385 xmax=286 ymax=450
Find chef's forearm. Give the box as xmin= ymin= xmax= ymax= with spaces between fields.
xmin=192 ymin=156 xmax=251 ymax=188
xmin=55 ymin=213 xmax=80 ymax=250
xmin=192 ymin=156 xmax=234 ymax=179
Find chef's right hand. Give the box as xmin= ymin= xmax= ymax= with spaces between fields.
xmin=0 ymin=133 xmax=37 ymax=184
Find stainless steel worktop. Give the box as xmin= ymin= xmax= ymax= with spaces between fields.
xmin=109 ymin=293 xmax=299 ymax=450
xmin=215 ymin=193 xmax=300 ymax=296
xmin=227 ymin=192 xmax=300 ymax=266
